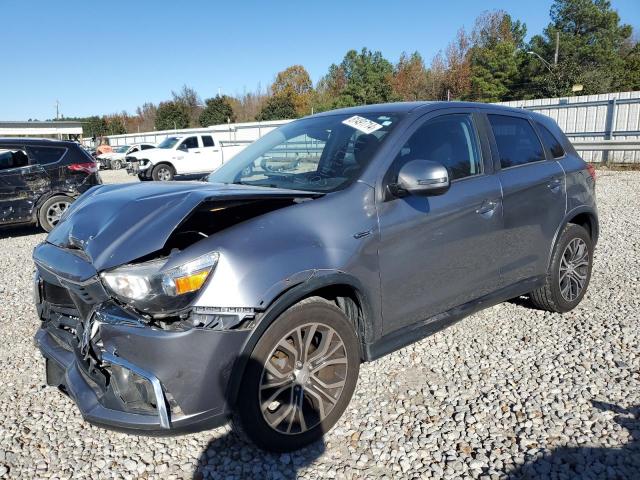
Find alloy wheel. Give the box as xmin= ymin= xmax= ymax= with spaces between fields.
xmin=558 ymin=237 xmax=589 ymax=302
xmin=259 ymin=322 xmax=348 ymax=435
xmin=158 ymin=167 xmax=171 ymax=181
xmin=46 ymin=201 xmax=70 ymax=227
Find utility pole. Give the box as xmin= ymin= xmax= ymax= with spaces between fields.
xmin=554 ymin=31 xmax=559 ymax=66
xmin=55 ymin=100 xmax=60 ymax=120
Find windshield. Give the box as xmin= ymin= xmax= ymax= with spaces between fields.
xmin=157 ymin=137 xmax=180 ymax=149
xmin=207 ymin=113 xmax=402 ymax=192
xmin=115 ymin=145 xmax=130 ymax=153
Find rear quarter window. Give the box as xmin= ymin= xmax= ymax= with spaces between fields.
xmin=536 ymin=123 xmax=565 ymax=158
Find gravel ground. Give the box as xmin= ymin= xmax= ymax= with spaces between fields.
xmin=0 ymin=170 xmax=638 ymax=479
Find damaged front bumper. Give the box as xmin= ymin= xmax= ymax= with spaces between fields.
xmin=33 ymin=243 xmax=251 ymax=435
xmin=125 ymin=158 xmax=151 ymax=177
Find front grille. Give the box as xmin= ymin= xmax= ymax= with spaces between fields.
xmin=43 ymin=281 xmax=74 ymax=307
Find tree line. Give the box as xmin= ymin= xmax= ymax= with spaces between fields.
xmin=56 ymin=0 xmax=640 ymax=137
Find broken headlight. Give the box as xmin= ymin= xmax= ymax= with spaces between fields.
xmin=100 ymin=253 xmax=219 ymax=316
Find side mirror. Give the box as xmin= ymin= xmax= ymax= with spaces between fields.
xmin=178 ymin=143 xmax=188 ymax=152
xmin=392 ymin=159 xmax=450 ymax=197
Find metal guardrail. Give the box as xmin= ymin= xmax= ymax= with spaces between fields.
xmin=572 ymin=140 xmax=640 ymax=151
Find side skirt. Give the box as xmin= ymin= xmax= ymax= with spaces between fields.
xmin=362 ymin=276 xmax=545 ymax=362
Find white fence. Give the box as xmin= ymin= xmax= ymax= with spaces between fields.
xmin=82 ymin=119 xmax=292 ymax=148
xmin=498 ymin=91 xmax=640 ymax=164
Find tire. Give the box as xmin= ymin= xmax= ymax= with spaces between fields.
xmin=151 ymin=163 xmax=175 ymax=181
xmin=233 ymin=297 xmax=360 ymax=452
xmin=111 ymin=159 xmax=122 ymax=170
xmin=38 ymin=195 xmax=73 ymax=232
xmin=529 ymin=223 xmax=593 ymax=313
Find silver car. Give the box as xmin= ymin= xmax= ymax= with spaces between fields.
xmin=33 ymin=102 xmax=598 ymax=452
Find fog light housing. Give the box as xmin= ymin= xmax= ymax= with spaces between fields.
xmin=109 ymin=364 xmax=157 ymax=415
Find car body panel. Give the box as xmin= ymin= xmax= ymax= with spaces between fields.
xmin=377 ymin=174 xmax=504 ymax=334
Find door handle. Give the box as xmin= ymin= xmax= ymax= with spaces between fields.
xmin=476 ymin=199 xmax=499 ymax=216
xmin=547 ymin=178 xmax=562 ymax=192
xmin=194 ymin=151 xmax=201 ymax=154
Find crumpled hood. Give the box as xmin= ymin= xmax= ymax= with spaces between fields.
xmin=46 ymin=181 xmax=318 ymax=272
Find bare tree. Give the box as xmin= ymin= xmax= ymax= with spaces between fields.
xmin=135 ymin=102 xmax=157 ymax=132
xmin=171 ymin=85 xmax=202 ymax=127
xmin=444 ymin=28 xmax=473 ymax=99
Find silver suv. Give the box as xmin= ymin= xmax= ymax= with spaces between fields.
xmin=33 ymin=102 xmax=598 ymax=452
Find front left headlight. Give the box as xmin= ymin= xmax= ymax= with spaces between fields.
xmin=101 ymin=252 xmax=219 ymax=316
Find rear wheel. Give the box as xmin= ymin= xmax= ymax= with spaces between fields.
xmin=38 ymin=195 xmax=72 ymax=232
xmin=529 ymin=223 xmax=593 ymax=312
xmin=233 ymin=298 xmax=360 ymax=452
xmin=151 ymin=163 xmax=174 ymax=181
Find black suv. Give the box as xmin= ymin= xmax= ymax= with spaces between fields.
xmin=0 ymin=138 xmax=101 ymax=231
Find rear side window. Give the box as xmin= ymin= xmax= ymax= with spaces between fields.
xmin=202 ymin=135 xmax=215 ymax=147
xmin=26 ymin=146 xmax=67 ymax=165
xmin=0 ymin=147 xmax=28 ymax=170
xmin=394 ymin=113 xmax=482 ymax=181
xmin=536 ymin=123 xmax=565 ymax=158
xmin=488 ymin=115 xmax=545 ymax=168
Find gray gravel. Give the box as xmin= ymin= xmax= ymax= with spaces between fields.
xmin=0 ymin=170 xmax=638 ymax=479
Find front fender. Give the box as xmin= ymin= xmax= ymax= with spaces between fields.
xmin=225 ymin=269 xmax=376 ymax=408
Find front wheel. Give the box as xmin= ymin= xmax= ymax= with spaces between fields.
xmin=529 ymin=223 xmax=593 ymax=312
xmin=233 ymin=298 xmax=360 ymax=452
xmin=151 ymin=164 xmax=174 ymax=181
xmin=111 ymin=159 xmax=122 ymax=170
xmin=38 ymin=195 xmax=73 ymax=232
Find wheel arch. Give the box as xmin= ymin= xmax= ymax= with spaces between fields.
xmin=152 ymin=161 xmax=175 ymax=172
xmin=225 ymin=271 xmax=373 ymax=408
xmin=547 ymin=206 xmax=599 ymax=270
xmin=33 ymin=191 xmax=75 ymax=225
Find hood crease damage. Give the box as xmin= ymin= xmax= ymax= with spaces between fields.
xmin=46 ymin=182 xmax=319 ymax=276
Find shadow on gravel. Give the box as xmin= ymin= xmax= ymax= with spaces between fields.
xmin=193 ymin=430 xmax=325 ymax=480
xmin=0 ymin=225 xmax=43 ymax=239
xmin=507 ymin=401 xmax=640 ymax=479
xmin=193 ymin=356 xmax=326 ymax=479
xmin=507 ymin=294 xmax=540 ymax=310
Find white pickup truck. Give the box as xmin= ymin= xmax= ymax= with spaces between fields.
xmin=126 ymin=134 xmax=245 ymax=181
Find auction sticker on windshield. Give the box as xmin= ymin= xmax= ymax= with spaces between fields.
xmin=342 ymin=115 xmax=383 ymax=134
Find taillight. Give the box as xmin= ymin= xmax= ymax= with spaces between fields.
xmin=67 ymin=162 xmax=98 ymax=174
xmin=586 ymin=163 xmax=596 ymax=181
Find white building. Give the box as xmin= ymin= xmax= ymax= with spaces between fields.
xmin=0 ymin=121 xmax=83 ymax=140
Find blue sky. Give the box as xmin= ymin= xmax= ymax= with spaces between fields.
xmin=1 ymin=0 xmax=638 ymax=120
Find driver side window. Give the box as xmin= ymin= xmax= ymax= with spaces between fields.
xmin=182 ymin=137 xmax=199 ymax=150
xmin=394 ymin=114 xmax=482 ymax=181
